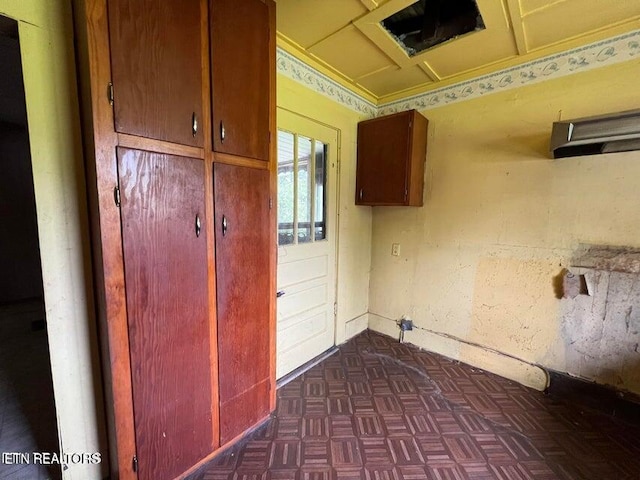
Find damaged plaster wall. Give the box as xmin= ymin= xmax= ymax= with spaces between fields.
xmin=548 ymin=248 xmax=640 ymax=392
xmin=368 ymin=58 xmax=640 ymax=394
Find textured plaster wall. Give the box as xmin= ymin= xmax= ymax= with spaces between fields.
xmin=368 ymin=59 xmax=640 ymax=394
xmin=277 ymin=75 xmax=372 ymax=344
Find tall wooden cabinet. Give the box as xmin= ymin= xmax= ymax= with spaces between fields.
xmin=74 ymin=0 xmax=276 ymax=479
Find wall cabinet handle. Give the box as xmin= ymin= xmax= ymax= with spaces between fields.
xmin=359 ymin=188 xmax=363 ymax=200
xmin=192 ymin=112 xmax=198 ymax=137
xmin=222 ymin=215 xmax=228 ymax=236
xmin=220 ymin=121 xmax=226 ymax=142
xmin=195 ymin=214 xmax=201 ymax=237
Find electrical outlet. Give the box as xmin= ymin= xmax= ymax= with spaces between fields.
xmin=391 ymin=243 xmax=400 ymax=256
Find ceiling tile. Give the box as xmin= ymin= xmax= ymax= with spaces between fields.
xmin=523 ymin=0 xmax=640 ymax=50
xmin=424 ymin=28 xmax=518 ymax=79
xmin=276 ymin=0 xmax=368 ymax=49
xmin=277 ymin=0 xmax=640 ymax=100
xmin=357 ymin=65 xmax=433 ymax=96
xmin=308 ymin=25 xmax=394 ymax=80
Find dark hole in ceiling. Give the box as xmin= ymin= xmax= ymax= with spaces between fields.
xmin=381 ymin=0 xmax=485 ymax=56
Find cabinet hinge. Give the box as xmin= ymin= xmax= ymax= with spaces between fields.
xmin=114 ymin=186 xmax=121 ymax=207
xmin=404 ymin=189 xmax=408 ymax=201
xmin=269 ymin=197 xmax=273 ymax=210
xmin=107 ymin=82 xmax=114 ymax=106
xmin=132 ymin=455 xmax=138 ymax=473
xmin=333 ymin=302 xmax=337 ymax=317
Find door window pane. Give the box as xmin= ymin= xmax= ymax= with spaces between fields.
xmin=297 ymin=136 xmax=312 ymax=244
xmin=277 ymin=130 xmax=327 ymax=246
xmin=277 ymin=131 xmax=294 ymax=245
xmin=314 ymin=141 xmax=327 ymax=241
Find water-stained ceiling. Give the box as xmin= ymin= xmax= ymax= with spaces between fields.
xmin=276 ymin=0 xmax=640 ymax=102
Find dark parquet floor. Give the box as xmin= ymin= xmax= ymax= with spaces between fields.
xmin=189 ymin=331 xmax=640 ymax=480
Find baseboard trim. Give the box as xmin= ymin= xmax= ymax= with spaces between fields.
xmin=276 ymin=346 xmax=338 ymax=389
xmin=368 ymin=313 xmax=549 ymax=391
xmin=546 ymin=370 xmax=640 ymax=426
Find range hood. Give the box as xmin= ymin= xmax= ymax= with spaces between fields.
xmin=550 ymin=109 xmax=640 ymax=159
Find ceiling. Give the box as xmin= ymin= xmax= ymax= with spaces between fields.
xmin=276 ymin=0 xmax=640 ymax=103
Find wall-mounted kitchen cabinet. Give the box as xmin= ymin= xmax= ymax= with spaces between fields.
xmin=74 ymin=0 xmax=276 ymax=479
xmin=355 ymin=109 xmax=428 ymax=206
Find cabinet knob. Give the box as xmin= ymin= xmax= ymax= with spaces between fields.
xmin=220 ymin=121 xmax=226 ymax=142
xmin=195 ymin=214 xmax=201 ymax=238
xmin=192 ymin=112 xmax=198 ymax=137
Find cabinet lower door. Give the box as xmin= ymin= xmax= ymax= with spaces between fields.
xmin=214 ymin=163 xmax=271 ymax=444
xmin=118 ymin=148 xmax=213 ymax=480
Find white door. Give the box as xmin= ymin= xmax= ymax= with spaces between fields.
xmin=276 ymin=109 xmax=339 ymax=379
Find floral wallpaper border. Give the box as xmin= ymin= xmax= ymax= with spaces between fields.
xmin=276 ymin=29 xmax=640 ymax=117
xmin=276 ymin=48 xmax=377 ymax=116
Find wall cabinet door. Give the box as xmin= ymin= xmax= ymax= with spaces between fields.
xmin=108 ymin=0 xmax=204 ymax=147
xmin=355 ymin=110 xmax=428 ymax=206
xmin=118 ymin=148 xmax=212 ymax=480
xmin=211 ymin=0 xmax=271 ymax=161
xmin=214 ymin=163 xmax=271 ymax=444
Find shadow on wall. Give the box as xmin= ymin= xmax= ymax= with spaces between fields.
xmin=551 ymin=245 xmax=640 ymax=395
xmin=474 ymin=132 xmax=551 ymax=162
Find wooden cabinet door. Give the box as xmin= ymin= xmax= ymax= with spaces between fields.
xmin=211 ymin=0 xmax=272 ymax=161
xmin=356 ymin=110 xmax=412 ymax=206
xmin=109 ymin=0 xmax=204 ymax=147
xmin=214 ymin=163 xmax=271 ymax=444
xmin=118 ymin=148 xmax=212 ymax=480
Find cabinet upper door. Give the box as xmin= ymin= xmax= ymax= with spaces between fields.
xmin=356 ymin=110 xmax=412 ymax=205
xmin=211 ymin=0 xmax=272 ymax=161
xmin=108 ymin=0 xmax=204 ymax=147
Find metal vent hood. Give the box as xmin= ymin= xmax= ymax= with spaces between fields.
xmin=550 ymin=109 xmax=640 ymax=158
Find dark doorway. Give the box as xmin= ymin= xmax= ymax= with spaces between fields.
xmin=0 ymin=14 xmax=61 ymax=480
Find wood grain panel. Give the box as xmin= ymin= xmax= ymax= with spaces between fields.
xmin=211 ymin=0 xmax=270 ymax=161
xmin=267 ymin=0 xmax=277 ymax=411
xmin=219 ymin=378 xmax=271 ymax=445
xmin=118 ymin=148 xmax=212 ymax=480
xmin=117 ymin=133 xmax=204 ymax=160
xmin=214 ymin=163 xmax=271 ymax=445
xmin=198 ymin=0 xmax=221 ymax=450
xmin=108 ymin=0 xmax=204 ymax=147
xmin=408 ymin=111 xmax=428 ymax=207
xmin=73 ymin=1 xmax=137 ymax=478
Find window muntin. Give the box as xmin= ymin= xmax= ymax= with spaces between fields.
xmin=277 ymin=130 xmax=327 ymax=246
